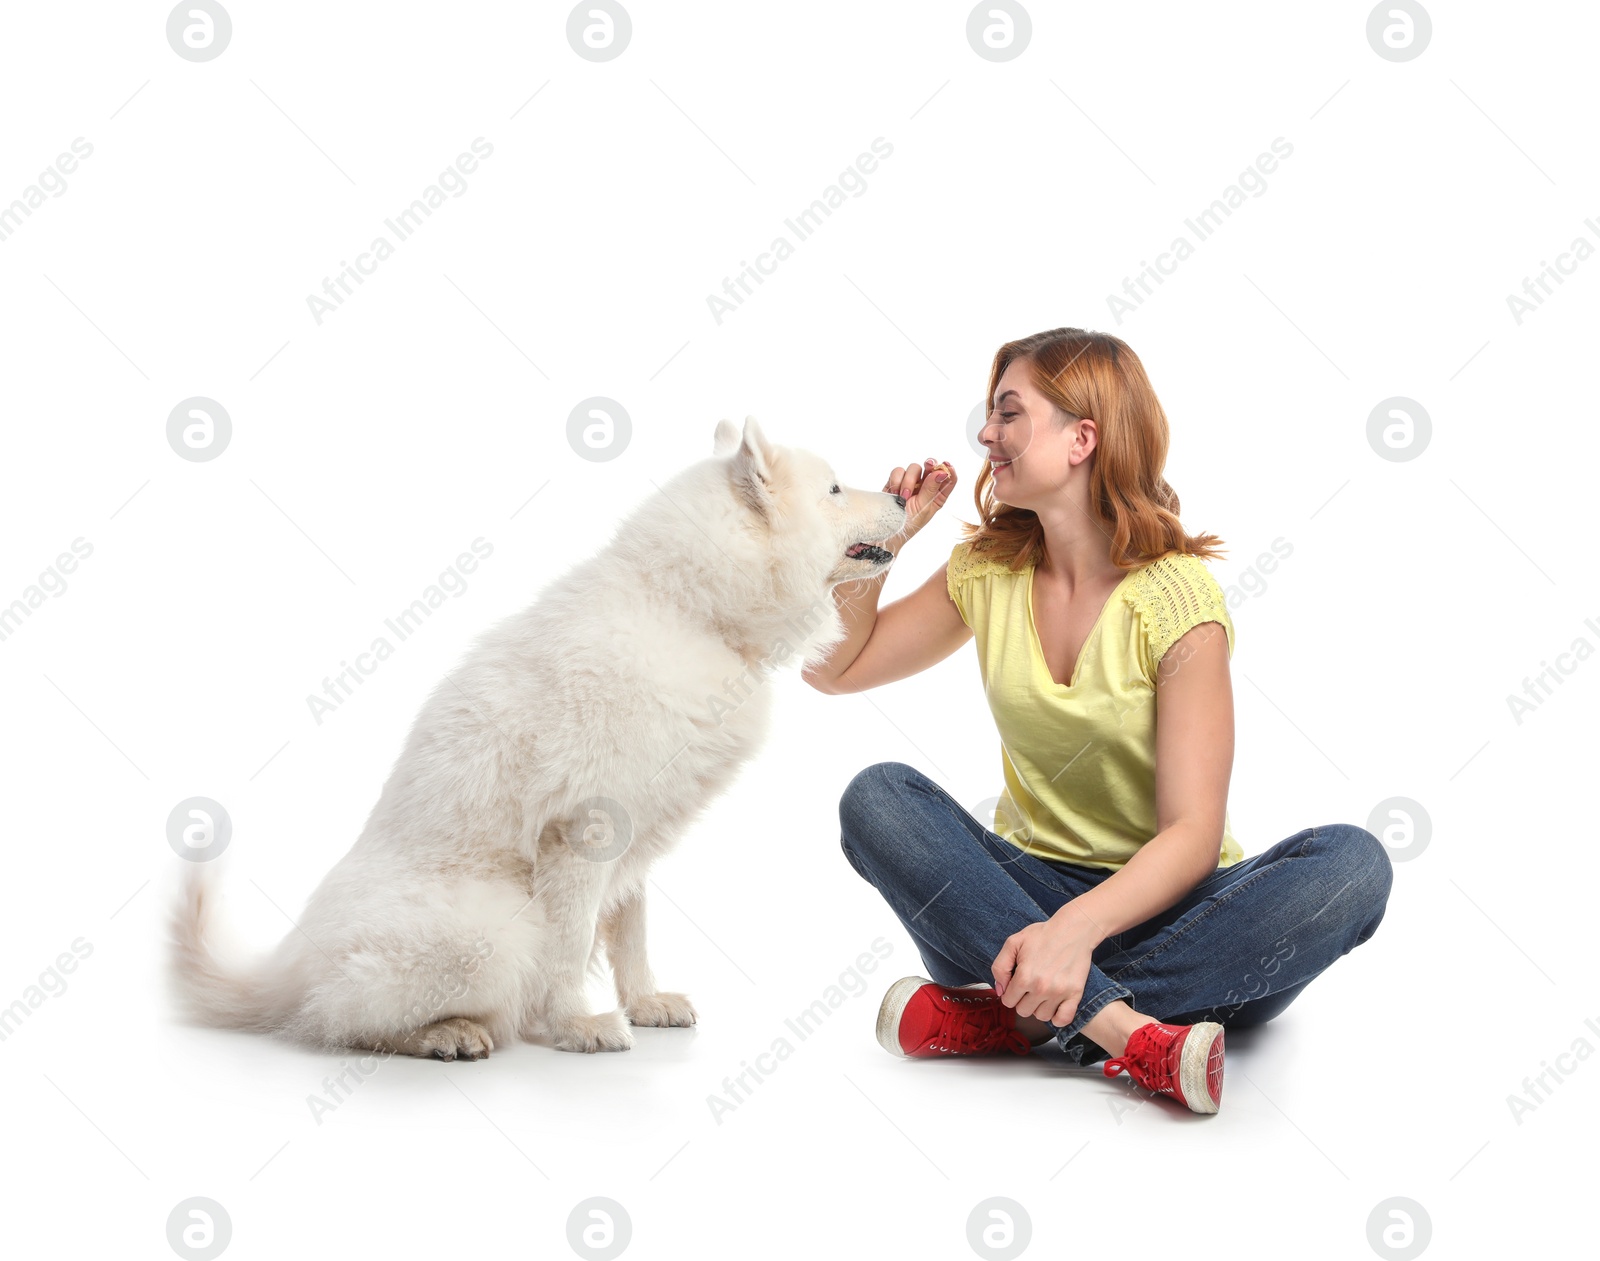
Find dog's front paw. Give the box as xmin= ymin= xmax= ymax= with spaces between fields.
xmin=626 ymin=991 xmax=698 ymax=1028
xmin=550 ymin=1010 xmax=634 ymax=1053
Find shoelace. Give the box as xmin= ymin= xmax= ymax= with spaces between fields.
xmin=1102 ymin=1025 xmax=1176 ymax=1090
xmin=934 ymin=1003 xmax=1032 ymax=1055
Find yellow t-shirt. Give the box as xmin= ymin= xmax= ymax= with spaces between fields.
xmin=946 ymin=539 xmax=1244 ymax=871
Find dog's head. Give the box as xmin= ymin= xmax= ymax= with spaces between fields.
xmin=712 ymin=416 xmax=906 ymax=590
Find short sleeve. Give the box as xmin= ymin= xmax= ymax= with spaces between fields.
xmin=1123 ymin=553 xmax=1235 ymax=679
xmin=945 ymin=540 xmax=1008 ymax=629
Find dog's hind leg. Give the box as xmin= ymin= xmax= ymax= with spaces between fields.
xmin=355 ymin=1017 xmax=496 ymax=1061
xmin=602 ymin=887 xmax=697 ymax=1028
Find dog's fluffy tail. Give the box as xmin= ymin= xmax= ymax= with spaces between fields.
xmin=168 ymin=865 xmax=294 ymax=1034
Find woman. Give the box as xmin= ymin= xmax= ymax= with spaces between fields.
xmin=804 ymin=327 xmax=1392 ymax=1114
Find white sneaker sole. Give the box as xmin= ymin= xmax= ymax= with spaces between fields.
xmin=1178 ymin=1021 xmax=1225 ymax=1113
xmin=875 ymin=975 xmax=933 ymax=1057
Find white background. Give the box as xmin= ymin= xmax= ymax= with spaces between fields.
xmin=1 ymin=2 xmax=1595 ymax=1258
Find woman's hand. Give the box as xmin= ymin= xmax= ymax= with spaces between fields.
xmin=991 ymin=913 xmax=1099 ymax=1026
xmin=885 ymin=458 xmax=957 ymax=543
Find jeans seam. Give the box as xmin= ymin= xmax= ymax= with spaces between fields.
xmin=913 ymin=776 xmax=1086 ymax=899
xmin=1104 ymin=826 xmax=1319 ymax=980
xmin=1351 ymin=834 xmax=1392 ymax=946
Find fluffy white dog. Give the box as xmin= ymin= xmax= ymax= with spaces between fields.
xmin=169 ymin=418 xmax=905 ymax=1059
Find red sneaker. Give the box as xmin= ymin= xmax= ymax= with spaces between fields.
xmin=875 ymin=976 xmax=1033 ymax=1058
xmin=1102 ymin=1020 xmax=1225 ymax=1113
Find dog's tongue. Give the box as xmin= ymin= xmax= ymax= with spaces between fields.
xmin=848 ymin=542 xmax=893 ymax=563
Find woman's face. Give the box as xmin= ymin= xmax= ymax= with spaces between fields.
xmin=976 ymin=357 xmax=1090 ymax=507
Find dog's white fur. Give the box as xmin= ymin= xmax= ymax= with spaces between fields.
xmin=169 ymin=418 xmax=905 ymax=1058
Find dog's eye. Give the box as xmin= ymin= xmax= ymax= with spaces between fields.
xmin=830 ymin=483 xmax=840 ymax=494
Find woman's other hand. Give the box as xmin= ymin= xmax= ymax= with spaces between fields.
xmin=991 ymin=915 xmax=1098 ymax=1027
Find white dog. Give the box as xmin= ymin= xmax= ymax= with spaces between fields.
xmin=169 ymin=418 xmax=905 ymax=1059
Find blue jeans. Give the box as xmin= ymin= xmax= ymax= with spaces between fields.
xmin=838 ymin=762 xmax=1393 ymax=1065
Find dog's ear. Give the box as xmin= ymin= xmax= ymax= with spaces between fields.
xmin=730 ymin=416 xmax=774 ymax=518
xmin=712 ymin=418 xmax=740 ymax=456
xmin=741 ymin=416 xmax=769 ymax=449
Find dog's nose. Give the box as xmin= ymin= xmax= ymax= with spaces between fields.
xmin=893 ymin=494 xmax=906 ymax=509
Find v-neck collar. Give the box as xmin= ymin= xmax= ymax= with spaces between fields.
xmin=1024 ymin=561 xmax=1143 ymax=690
